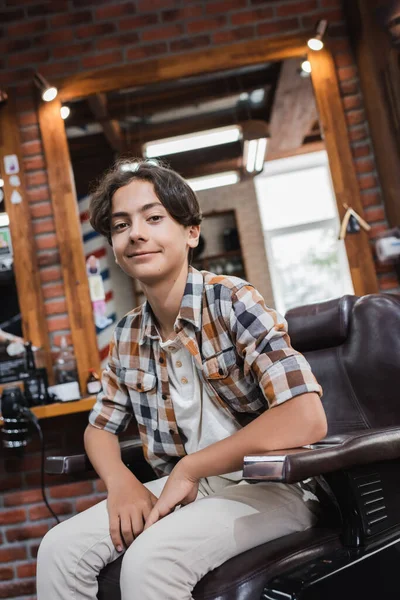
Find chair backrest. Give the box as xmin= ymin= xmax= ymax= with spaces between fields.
xmin=285 ymin=294 xmax=400 ymax=436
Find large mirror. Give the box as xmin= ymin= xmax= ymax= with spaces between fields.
xmin=60 ymin=57 xmax=354 ymax=363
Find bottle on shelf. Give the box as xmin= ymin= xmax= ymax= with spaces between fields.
xmin=54 ymin=336 xmax=79 ymax=385
xmin=23 ymin=341 xmax=49 ymax=406
xmin=86 ymin=369 xmax=102 ymax=395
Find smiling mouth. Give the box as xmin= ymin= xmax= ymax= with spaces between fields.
xmin=126 ymin=251 xmax=158 ymax=258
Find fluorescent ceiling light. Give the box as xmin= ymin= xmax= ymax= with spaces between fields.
xmin=0 ymin=213 xmax=10 ymax=227
xmin=143 ymin=125 xmax=241 ymax=158
xmin=187 ymin=171 xmax=240 ymax=192
xmin=243 ymin=138 xmax=268 ymax=173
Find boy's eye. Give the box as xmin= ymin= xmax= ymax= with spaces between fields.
xmin=112 ymin=222 xmax=128 ymax=231
xmin=148 ymin=215 xmax=163 ymax=223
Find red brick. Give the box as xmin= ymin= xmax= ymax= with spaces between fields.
xmin=335 ymin=52 xmax=354 ymax=68
xmin=257 ymin=17 xmax=300 ymax=36
xmin=96 ymin=2 xmax=136 ymax=20
xmin=41 ymin=60 xmax=80 ymax=78
xmin=343 ymin=94 xmax=362 ymax=111
xmin=8 ymin=49 xmax=50 ymax=68
xmin=379 ymin=274 xmax=399 ymax=291
xmin=213 ymin=26 xmax=255 ymax=45
xmin=368 ymin=224 xmax=387 ymax=239
xmin=18 ymin=111 xmax=38 ymax=127
xmin=76 ymin=495 xmax=107 ymax=513
xmin=27 ymin=186 xmax=49 ymax=204
xmin=46 ymin=315 xmax=71 ymax=334
xmin=31 ymin=201 xmax=53 ymax=219
xmin=0 ymin=546 xmax=26 ymax=563
xmin=187 ymin=16 xmax=227 ymax=34
xmin=50 ymin=481 xmax=93 ymax=499
xmin=22 ymin=140 xmax=42 ymax=158
xmin=0 ymin=474 xmax=23 ymax=493
xmin=50 ymin=10 xmax=92 ymax=28
xmin=82 ymin=50 xmax=123 ymax=70
xmin=276 ymin=0 xmax=318 ymax=17
xmin=6 ymin=523 xmax=49 ymax=543
xmin=95 ymin=33 xmax=140 ymax=51
xmin=137 ymin=0 xmax=177 ymax=10
xmin=45 ymin=299 xmax=68 ymax=316
xmin=348 ymin=125 xmax=368 ymax=143
xmin=5 ymin=454 xmax=42 ymax=472
xmin=17 ymin=562 xmax=36 ymax=578
xmin=39 ymin=266 xmax=63 ymax=283
xmin=352 ymin=143 xmax=371 ymax=159
xmin=206 ymin=0 xmax=247 ymax=13
xmin=340 ymin=79 xmax=360 ymax=96
xmin=0 ymin=567 xmax=13 ymax=581
xmin=24 ymin=155 xmax=46 ymax=172
xmin=7 ymin=18 xmax=47 ymax=37
xmin=365 ymin=206 xmax=386 ymax=223
xmin=0 ymin=580 xmax=36 ymax=598
xmin=231 ymin=7 xmax=274 ymax=25
xmin=34 ymin=29 xmax=75 ymax=46
xmin=361 ymin=190 xmax=382 ymax=208
xmin=42 ymin=283 xmax=65 ymax=300
xmin=337 ymin=65 xmax=357 ymax=82
xmin=36 ymin=234 xmax=58 ymax=251
xmin=141 ymin=24 xmax=184 ymax=42
xmin=358 ymin=173 xmax=379 ymax=190
xmin=95 ymin=479 xmax=107 ymax=493
xmin=126 ymin=42 xmax=168 ymax=61
xmin=20 ymin=126 xmax=40 ymax=144
xmin=162 ymin=6 xmax=203 ymax=22
xmin=33 ymin=219 xmax=56 ymax=235
xmin=346 ymin=109 xmax=365 ymax=127
xmin=4 ymin=489 xmax=43 ymax=507
xmin=27 ymin=1 xmax=69 ymax=16
xmin=0 ymin=8 xmax=24 ymax=22
xmin=29 ymin=501 xmax=73 ymax=521
xmin=355 ymin=157 xmax=375 ymax=175
xmin=30 ymin=543 xmax=40 ymax=559
xmin=52 ymin=41 xmax=93 ymax=59
xmin=170 ymin=35 xmax=210 ymax=52
xmin=26 ymin=170 xmax=47 ymax=187
xmin=76 ymin=23 xmax=116 ymax=39
xmin=118 ymin=14 xmax=159 ymax=31
xmin=0 ymin=508 xmax=26 ymax=526
xmin=53 ymin=334 xmax=73 ymax=347
xmin=301 ymin=9 xmax=343 ymax=28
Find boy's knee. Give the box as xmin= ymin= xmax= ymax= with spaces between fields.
xmin=38 ymin=521 xmax=73 ymax=566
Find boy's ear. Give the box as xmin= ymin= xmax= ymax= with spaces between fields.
xmin=187 ymin=224 xmax=201 ymax=248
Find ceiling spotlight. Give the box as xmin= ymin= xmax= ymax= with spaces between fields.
xmin=60 ymin=105 xmax=70 ymax=120
xmin=0 ymin=89 xmax=8 ymax=106
xmin=307 ymin=19 xmax=328 ymax=51
xmin=0 ymin=178 xmax=4 ymax=187
xmin=301 ymin=60 xmax=312 ymax=74
xmin=34 ymin=72 xmax=58 ymax=102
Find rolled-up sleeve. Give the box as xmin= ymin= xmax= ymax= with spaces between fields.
xmin=88 ymin=335 xmax=133 ymax=434
xmin=230 ymin=285 xmax=322 ymax=408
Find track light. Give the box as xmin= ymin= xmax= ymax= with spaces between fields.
xmin=301 ymin=60 xmax=312 ymax=74
xmin=34 ymin=72 xmax=58 ymax=102
xmin=60 ymin=105 xmax=70 ymax=119
xmin=307 ymin=19 xmax=328 ymax=51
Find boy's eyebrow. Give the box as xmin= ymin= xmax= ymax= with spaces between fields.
xmin=111 ymin=202 xmax=163 ymax=219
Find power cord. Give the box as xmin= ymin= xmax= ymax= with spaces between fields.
xmin=20 ymin=407 xmax=60 ymax=525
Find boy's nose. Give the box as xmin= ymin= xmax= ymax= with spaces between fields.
xmin=129 ymin=220 xmax=147 ymax=242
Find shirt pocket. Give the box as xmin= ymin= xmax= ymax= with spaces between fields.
xmin=120 ymin=368 xmax=158 ymax=430
xmin=202 ymin=346 xmax=237 ymax=380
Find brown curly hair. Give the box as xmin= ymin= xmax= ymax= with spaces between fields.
xmin=89 ymin=158 xmax=202 ymax=246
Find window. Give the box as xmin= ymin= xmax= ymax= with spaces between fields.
xmin=255 ymin=151 xmax=354 ymax=314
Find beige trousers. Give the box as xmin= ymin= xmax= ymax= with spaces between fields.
xmin=36 ymin=475 xmax=319 ymax=600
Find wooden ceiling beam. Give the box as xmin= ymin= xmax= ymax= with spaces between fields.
xmin=87 ymin=93 xmax=125 ymax=153
xmin=268 ymin=58 xmax=319 ymax=154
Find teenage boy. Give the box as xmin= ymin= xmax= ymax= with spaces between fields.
xmin=37 ymin=160 xmax=327 ymax=600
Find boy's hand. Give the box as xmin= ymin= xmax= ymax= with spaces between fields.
xmin=107 ymin=471 xmax=157 ymax=551
xmin=144 ymin=458 xmax=199 ymax=529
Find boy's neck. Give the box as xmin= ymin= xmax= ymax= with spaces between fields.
xmin=141 ymin=262 xmax=189 ymax=341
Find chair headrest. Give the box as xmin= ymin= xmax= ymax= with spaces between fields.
xmin=285 ymin=295 xmax=359 ymax=352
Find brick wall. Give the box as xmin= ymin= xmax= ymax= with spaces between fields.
xmin=0 ymin=0 xmax=399 ymax=597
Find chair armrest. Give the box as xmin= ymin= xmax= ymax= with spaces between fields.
xmin=45 ymin=437 xmax=143 ymax=475
xmin=243 ymin=426 xmax=400 ymax=483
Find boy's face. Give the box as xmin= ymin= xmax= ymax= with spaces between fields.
xmin=110 ymin=179 xmax=199 ymax=284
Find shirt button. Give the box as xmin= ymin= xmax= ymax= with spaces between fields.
xmin=162 ymin=394 xmax=167 ymax=400
xmin=176 ymin=360 xmax=182 ymax=368
xmin=159 ymin=357 xmax=165 ymax=364
xmin=169 ymin=346 xmax=176 ymax=352
xmin=181 ymin=377 xmax=188 ymax=385
xmin=169 ymin=428 xmax=175 ymax=435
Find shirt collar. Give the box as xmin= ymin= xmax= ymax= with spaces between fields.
xmin=139 ymin=266 xmax=204 ymax=344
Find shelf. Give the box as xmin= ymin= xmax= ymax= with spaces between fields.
xmin=0 ymin=396 xmax=96 ymax=425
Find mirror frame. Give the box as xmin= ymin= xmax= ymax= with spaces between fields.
xmin=37 ymin=33 xmax=379 ymax=388
xmin=0 ymin=98 xmax=52 ymax=376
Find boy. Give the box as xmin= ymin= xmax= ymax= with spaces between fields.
xmin=37 ymin=159 xmax=327 ymax=600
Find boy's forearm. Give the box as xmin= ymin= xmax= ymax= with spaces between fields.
xmin=183 ymin=393 xmax=327 ymax=480
xmin=84 ymin=424 xmax=136 ymax=489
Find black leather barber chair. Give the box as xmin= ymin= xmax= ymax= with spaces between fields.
xmin=46 ymin=293 xmax=400 ymax=599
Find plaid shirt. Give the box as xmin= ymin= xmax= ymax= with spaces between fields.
xmin=89 ymin=267 xmax=322 ymax=477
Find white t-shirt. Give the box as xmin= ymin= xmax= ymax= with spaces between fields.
xmin=159 ymin=336 xmax=242 ymax=481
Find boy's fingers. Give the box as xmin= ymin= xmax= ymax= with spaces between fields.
xmin=109 ymin=516 xmax=124 ymax=552
xmin=144 ymin=506 xmax=160 ymax=530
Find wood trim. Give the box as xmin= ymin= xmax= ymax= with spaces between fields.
xmin=38 ymin=34 xmax=379 ymax=380
xmin=309 ymin=48 xmax=379 ymax=295
xmin=37 ymin=98 xmax=100 ymax=392
xmin=0 ymin=98 xmax=53 ymax=377
xmin=56 ymin=34 xmax=310 ymax=101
